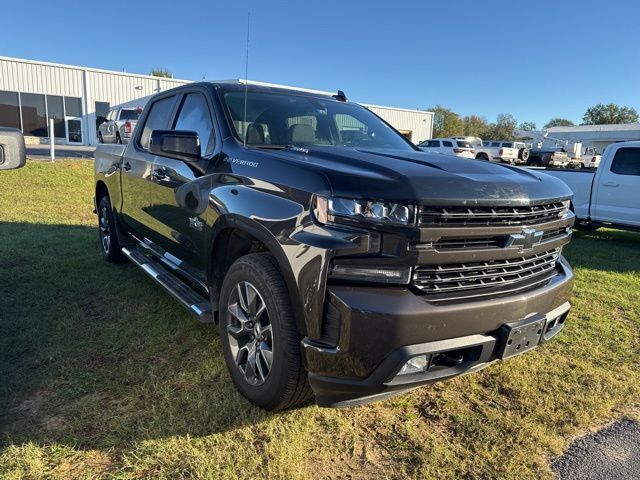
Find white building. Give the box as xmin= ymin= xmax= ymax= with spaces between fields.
xmin=546 ymin=123 xmax=640 ymax=153
xmin=0 ymin=56 xmax=433 ymax=146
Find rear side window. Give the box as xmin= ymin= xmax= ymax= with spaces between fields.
xmin=139 ymin=96 xmax=175 ymax=149
xmin=119 ymin=109 xmax=141 ymax=121
xmin=491 ymin=142 xmax=500 ymax=147
xmin=457 ymin=141 xmax=472 ymax=148
xmin=610 ymin=147 xmax=640 ymax=176
xmin=502 ymin=142 xmax=513 ymax=148
xmin=442 ymin=140 xmax=453 ymax=147
xmin=173 ymin=93 xmax=214 ymax=154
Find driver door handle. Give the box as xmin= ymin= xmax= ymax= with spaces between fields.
xmin=602 ymin=181 xmax=620 ymax=187
xmin=151 ymin=167 xmax=169 ymax=182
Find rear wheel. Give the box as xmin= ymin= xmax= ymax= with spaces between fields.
xmin=528 ymin=157 xmax=542 ymax=167
xmin=476 ymin=153 xmax=489 ymax=161
xmin=98 ymin=195 xmax=126 ymax=263
xmin=218 ymin=253 xmax=312 ymax=410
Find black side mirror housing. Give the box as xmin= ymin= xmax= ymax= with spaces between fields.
xmin=149 ymin=130 xmax=201 ymax=163
xmin=0 ymin=127 xmax=26 ymax=171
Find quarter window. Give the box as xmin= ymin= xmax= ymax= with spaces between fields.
xmin=139 ymin=96 xmax=175 ymax=149
xmin=610 ymin=147 xmax=640 ymax=176
xmin=173 ymin=93 xmax=214 ymax=154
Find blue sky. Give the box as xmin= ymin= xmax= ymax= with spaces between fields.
xmin=3 ymin=0 xmax=639 ymax=127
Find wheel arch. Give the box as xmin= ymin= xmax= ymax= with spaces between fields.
xmin=207 ymin=215 xmax=308 ymax=336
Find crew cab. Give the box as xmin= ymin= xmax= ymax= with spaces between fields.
xmin=529 ymin=141 xmax=640 ymax=231
xmin=94 ymin=81 xmax=575 ymax=410
xmin=474 ymin=141 xmax=520 ymax=164
xmin=97 ymin=106 xmax=142 ymax=144
xmin=418 ymin=137 xmax=475 ymax=158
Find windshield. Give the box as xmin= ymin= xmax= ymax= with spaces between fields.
xmin=221 ymin=90 xmax=414 ymax=151
xmin=120 ymin=109 xmax=141 ymax=121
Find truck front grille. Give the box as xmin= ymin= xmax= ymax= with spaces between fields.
xmin=419 ymin=202 xmax=567 ymax=226
xmin=413 ymin=248 xmax=561 ymax=301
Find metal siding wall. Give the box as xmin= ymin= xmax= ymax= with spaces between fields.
xmin=365 ymin=105 xmax=433 ymax=144
xmin=0 ymin=59 xmax=83 ymax=96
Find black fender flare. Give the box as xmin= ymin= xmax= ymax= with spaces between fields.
xmin=206 ymin=214 xmax=309 ymax=336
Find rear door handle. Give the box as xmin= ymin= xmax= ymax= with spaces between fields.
xmin=122 ymin=161 xmax=131 ymax=171
xmin=602 ymin=181 xmax=620 ymax=187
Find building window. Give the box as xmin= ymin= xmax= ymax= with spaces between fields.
xmin=0 ymin=90 xmax=21 ymax=130
xmin=20 ymin=93 xmax=48 ymax=137
xmin=95 ymin=101 xmax=110 ymax=132
xmin=46 ymin=95 xmax=65 ymax=138
xmin=64 ymin=97 xmax=82 ymax=117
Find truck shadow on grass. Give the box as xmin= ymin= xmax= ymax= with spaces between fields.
xmin=0 ymin=222 xmax=297 ymax=451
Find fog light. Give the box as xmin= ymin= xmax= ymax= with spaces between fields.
xmin=397 ymin=355 xmax=429 ymax=375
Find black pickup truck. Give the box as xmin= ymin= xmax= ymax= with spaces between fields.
xmin=94 ymin=82 xmax=575 ymax=409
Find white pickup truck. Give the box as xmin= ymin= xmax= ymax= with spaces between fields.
xmin=474 ymin=140 xmax=521 ymax=164
xmin=530 ymin=141 xmax=640 ymax=231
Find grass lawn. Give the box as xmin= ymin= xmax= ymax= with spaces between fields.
xmin=1 ymin=160 xmax=639 ymax=479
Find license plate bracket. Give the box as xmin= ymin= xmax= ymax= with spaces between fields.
xmin=496 ymin=314 xmax=546 ymax=360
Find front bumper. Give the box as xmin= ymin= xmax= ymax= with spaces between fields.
xmin=303 ymin=257 xmax=573 ymax=407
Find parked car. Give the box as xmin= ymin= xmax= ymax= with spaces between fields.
xmin=418 ymin=138 xmax=475 ymax=158
xmin=528 ymin=141 xmax=640 ymax=231
xmin=0 ymin=127 xmax=26 ymax=170
xmin=97 ymin=107 xmax=142 ymax=144
xmin=474 ymin=141 xmax=521 ymax=164
xmin=94 ymin=81 xmax=574 ymax=410
xmin=527 ymin=147 xmax=571 ymax=168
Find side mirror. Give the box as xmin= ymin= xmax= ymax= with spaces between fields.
xmin=149 ymin=130 xmax=201 ymax=163
xmin=0 ymin=127 xmax=26 ymax=171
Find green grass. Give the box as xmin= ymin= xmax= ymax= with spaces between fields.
xmin=1 ymin=160 xmax=639 ymax=479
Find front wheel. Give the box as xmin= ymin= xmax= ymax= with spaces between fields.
xmin=218 ymin=253 xmax=312 ymax=410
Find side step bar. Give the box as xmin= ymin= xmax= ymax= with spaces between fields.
xmin=122 ymin=247 xmax=214 ymax=323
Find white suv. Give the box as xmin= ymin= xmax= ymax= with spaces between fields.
xmin=418 ymin=138 xmax=476 ymax=158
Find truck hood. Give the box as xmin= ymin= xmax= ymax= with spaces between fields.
xmin=265 ymin=147 xmax=573 ymax=205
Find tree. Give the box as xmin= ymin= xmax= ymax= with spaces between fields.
xmin=518 ymin=121 xmax=537 ymax=131
xmin=428 ymin=105 xmax=464 ymax=138
xmin=483 ymin=113 xmax=518 ymax=140
xmin=150 ymin=68 xmax=173 ymax=78
xmin=463 ymin=115 xmax=489 ymax=137
xmin=543 ymin=118 xmax=575 ymax=129
xmin=582 ymin=103 xmax=638 ymax=125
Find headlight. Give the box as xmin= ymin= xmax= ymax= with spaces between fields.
xmin=559 ymin=199 xmax=571 ymax=217
xmin=314 ymin=196 xmax=415 ymax=225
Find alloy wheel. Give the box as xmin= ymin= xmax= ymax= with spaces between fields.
xmin=99 ymin=205 xmax=111 ymax=254
xmin=226 ymin=281 xmax=274 ymax=386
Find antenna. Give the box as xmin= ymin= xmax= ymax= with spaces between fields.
xmin=242 ymin=12 xmax=250 ymax=148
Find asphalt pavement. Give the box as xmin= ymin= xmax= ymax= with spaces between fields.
xmin=27 ymin=144 xmax=95 ymax=160
xmin=552 ymin=419 xmax=640 ymax=480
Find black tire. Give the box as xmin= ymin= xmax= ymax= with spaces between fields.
xmin=575 ymin=222 xmax=599 ymax=232
xmin=98 ymin=132 xmax=104 ymax=143
xmin=97 ymin=195 xmax=126 ymax=263
xmin=115 ymin=132 xmax=122 ymax=144
xmin=476 ymin=153 xmax=489 ymax=161
xmin=528 ymin=157 xmax=542 ymax=167
xmin=218 ymin=253 xmax=312 ymax=410
xmin=520 ymin=148 xmax=530 ymax=162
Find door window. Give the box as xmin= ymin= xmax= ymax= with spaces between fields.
xmin=173 ymin=93 xmax=214 ymax=154
xmin=442 ymin=140 xmax=453 ymax=147
xmin=610 ymin=147 xmax=640 ymax=176
xmin=139 ymin=96 xmax=176 ymax=149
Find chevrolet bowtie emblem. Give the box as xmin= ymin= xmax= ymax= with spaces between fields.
xmin=506 ymin=227 xmax=544 ymax=251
